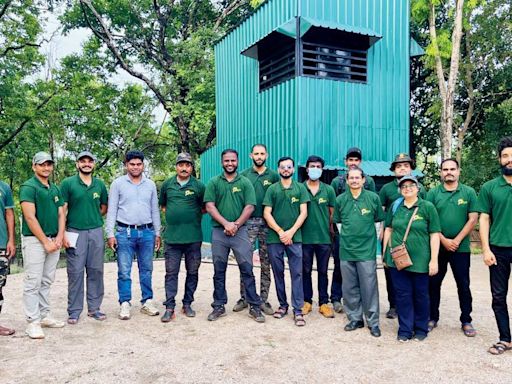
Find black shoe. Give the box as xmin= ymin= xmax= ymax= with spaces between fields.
xmin=413 ymin=333 xmax=427 ymax=342
xmin=386 ymin=307 xmax=397 ymax=319
xmin=207 ymin=306 xmax=226 ymax=321
xmin=344 ymin=320 xmax=364 ymax=331
xmin=181 ymin=305 xmax=196 ymax=318
xmin=248 ymin=306 xmax=265 ymax=323
xmin=369 ymin=326 xmax=382 ymax=337
xmin=160 ymin=309 xmax=176 ymax=323
xmin=397 ymin=335 xmax=410 ymax=343
xmin=233 ymin=298 xmax=248 ymax=312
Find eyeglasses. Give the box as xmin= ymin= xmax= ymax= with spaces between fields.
xmin=279 ymin=165 xmax=294 ymax=170
xmin=400 ymin=183 xmax=417 ymax=190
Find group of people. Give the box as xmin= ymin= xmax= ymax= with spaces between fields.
xmin=0 ymin=136 xmax=511 ymax=356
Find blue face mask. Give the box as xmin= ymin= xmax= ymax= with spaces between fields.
xmin=308 ymin=168 xmax=322 ymax=181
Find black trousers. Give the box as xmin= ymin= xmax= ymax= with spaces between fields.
xmin=489 ymin=245 xmax=512 ymax=342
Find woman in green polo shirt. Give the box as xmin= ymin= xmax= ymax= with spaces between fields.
xmin=383 ymin=176 xmax=441 ymax=342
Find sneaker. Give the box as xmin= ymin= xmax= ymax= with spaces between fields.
xmin=119 ymin=301 xmax=131 ymax=320
xmin=413 ymin=333 xmax=428 ymax=342
xmin=181 ymin=305 xmax=196 ymax=318
xmin=207 ymin=306 xmax=226 ymax=321
xmin=369 ymin=326 xmax=382 ymax=337
xmin=397 ymin=335 xmax=410 ymax=343
xmin=344 ymin=320 xmax=365 ymax=331
xmin=232 ymin=298 xmax=248 ymax=312
xmin=141 ymin=299 xmax=160 ymax=316
xmin=386 ymin=307 xmax=397 ymax=319
xmin=302 ymin=301 xmax=313 ymax=315
xmin=319 ymin=304 xmax=335 ymax=318
xmin=332 ymin=301 xmax=344 ymax=313
xmin=25 ymin=322 xmax=45 ymax=339
xmin=161 ymin=309 xmax=176 ymax=323
xmin=248 ymin=306 xmax=265 ymax=323
xmin=40 ymin=316 xmax=65 ymax=328
xmin=260 ymin=302 xmax=274 ymax=316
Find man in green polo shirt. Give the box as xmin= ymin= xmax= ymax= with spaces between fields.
xmin=61 ymin=151 xmax=108 ymax=324
xmin=232 ymin=144 xmax=279 ymax=315
xmin=379 ymin=153 xmax=426 ymax=319
xmin=301 ymin=155 xmax=336 ymax=318
xmin=427 ymin=158 xmax=478 ymax=337
xmin=20 ymin=152 xmax=66 ymax=339
xmin=478 ymin=136 xmax=512 ymax=355
xmin=0 ymin=179 xmax=16 ymax=336
xmin=263 ymin=156 xmax=309 ymax=326
xmin=204 ymin=149 xmax=264 ymax=323
xmin=334 ymin=167 xmax=385 ymax=337
xmin=159 ymin=152 xmax=205 ymax=322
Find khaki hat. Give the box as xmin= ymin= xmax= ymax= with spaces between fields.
xmin=77 ymin=151 xmax=96 ymax=161
xmin=176 ymin=152 xmax=193 ymax=165
xmin=32 ymin=152 xmax=54 ymax=165
xmin=390 ymin=153 xmax=416 ymax=171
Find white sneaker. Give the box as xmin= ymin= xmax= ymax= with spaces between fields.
xmin=140 ymin=299 xmax=160 ymax=316
xmin=119 ymin=301 xmax=131 ymax=320
xmin=40 ymin=316 xmax=65 ymax=328
xmin=25 ymin=322 xmax=45 ymax=339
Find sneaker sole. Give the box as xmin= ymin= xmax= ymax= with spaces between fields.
xmin=25 ymin=331 xmax=45 ymax=339
xmin=249 ymin=314 xmax=266 ymax=323
xmin=208 ymin=312 xmax=227 ymax=321
xmin=118 ymin=315 xmax=131 ymax=320
xmin=140 ymin=308 xmax=160 ymax=316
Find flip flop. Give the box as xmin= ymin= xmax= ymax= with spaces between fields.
xmin=67 ymin=318 xmax=79 ymax=325
xmin=488 ymin=341 xmax=512 ymax=355
xmin=273 ymin=307 xmax=288 ymax=319
xmin=294 ymin=313 xmax=306 ymax=327
xmin=461 ymin=323 xmax=477 ymax=337
xmin=87 ymin=310 xmax=107 ymax=321
xmin=0 ymin=325 xmax=15 ymax=336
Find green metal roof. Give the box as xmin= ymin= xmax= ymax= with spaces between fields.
xmin=300 ymin=17 xmax=382 ymax=45
xmin=410 ymin=38 xmax=425 ymax=57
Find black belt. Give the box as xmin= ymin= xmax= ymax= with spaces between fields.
xmin=117 ymin=221 xmax=153 ymax=230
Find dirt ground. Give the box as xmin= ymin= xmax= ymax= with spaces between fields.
xmin=1 ymin=254 xmax=511 ymax=384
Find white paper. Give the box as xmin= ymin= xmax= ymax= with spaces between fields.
xmin=65 ymin=231 xmax=79 ymax=248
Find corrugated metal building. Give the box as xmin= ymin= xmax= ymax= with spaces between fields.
xmin=200 ymin=0 xmax=421 ymax=239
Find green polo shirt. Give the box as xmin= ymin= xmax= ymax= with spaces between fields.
xmin=331 ymin=174 xmax=376 ymax=196
xmin=159 ymin=176 xmax=205 ymax=244
xmin=0 ymin=181 xmax=15 ymax=248
xmin=477 ymin=176 xmax=512 ymax=247
xmin=263 ymin=180 xmax=310 ymax=244
xmin=302 ymin=181 xmax=336 ymax=244
xmin=20 ymin=176 xmax=64 ymax=237
xmin=240 ymin=167 xmax=280 ymax=218
xmin=204 ymin=173 xmax=256 ymax=227
xmin=379 ymin=178 xmax=427 ymax=210
xmin=333 ymin=189 xmax=385 ymax=261
xmin=384 ymin=198 xmax=441 ymax=273
xmin=426 ymin=183 xmax=478 ymax=253
xmin=60 ymin=174 xmax=108 ymax=230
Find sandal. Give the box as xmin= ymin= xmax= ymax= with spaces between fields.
xmin=273 ymin=307 xmax=288 ymax=319
xmin=461 ymin=323 xmax=477 ymax=337
xmin=488 ymin=341 xmax=512 ymax=355
xmin=87 ymin=310 xmax=107 ymax=321
xmin=0 ymin=325 xmax=15 ymax=336
xmin=67 ymin=318 xmax=79 ymax=325
xmin=294 ymin=313 xmax=306 ymax=327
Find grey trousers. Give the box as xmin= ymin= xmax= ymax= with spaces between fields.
xmin=341 ymin=260 xmax=379 ymax=327
xmin=66 ymin=227 xmax=105 ymax=318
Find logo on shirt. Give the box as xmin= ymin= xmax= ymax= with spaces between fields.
xmin=457 ymin=198 xmax=468 ymax=206
xmin=318 ymin=198 xmax=327 ymax=204
xmin=291 ymin=197 xmax=299 ymax=203
xmin=92 ymin=192 xmax=100 ymax=199
xmin=185 ymin=190 xmax=195 ymax=196
xmin=263 ymin=180 xmax=272 ymax=186
xmin=413 ymin=214 xmax=424 ymax=221
xmin=361 ymin=208 xmax=371 ymax=215
xmin=54 ymin=196 xmax=59 ymax=203
xmin=232 ymin=187 xmax=242 ymax=193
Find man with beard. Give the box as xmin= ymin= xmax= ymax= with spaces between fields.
xmin=334 ymin=167 xmax=384 ymax=337
xmin=330 ymin=147 xmax=376 ymax=314
xmin=204 ymin=149 xmax=265 ymax=323
xmin=263 ymin=157 xmax=309 ymax=326
xmin=379 ymin=153 xmax=426 ymax=319
xmin=106 ymin=150 xmax=162 ymax=320
xmin=477 ymin=137 xmax=512 ymax=355
xmin=20 ymin=152 xmax=66 ymax=339
xmin=426 ymin=159 xmax=478 ymax=336
xmin=159 ymin=153 xmax=205 ymax=322
xmin=61 ymin=151 xmax=108 ymax=324
xmin=232 ymin=144 xmax=279 ymax=315
xmin=0 ymin=178 xmax=16 ymax=336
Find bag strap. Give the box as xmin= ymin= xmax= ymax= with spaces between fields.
xmin=402 ymin=207 xmax=419 ymax=243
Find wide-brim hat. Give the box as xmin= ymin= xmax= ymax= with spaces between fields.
xmin=390 ymin=153 xmax=416 ymax=171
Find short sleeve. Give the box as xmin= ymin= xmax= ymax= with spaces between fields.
xmin=333 ymin=196 xmax=342 ymax=223
xmin=467 ymin=187 xmax=478 ymax=213
xmin=379 ymin=187 xmax=387 ymax=206
xmin=55 ymin=187 xmax=64 ymax=208
xmin=374 ymin=195 xmax=385 ymax=222
xmin=100 ymin=182 xmax=108 ymax=205
xmin=419 ymin=183 xmax=427 ymax=199
xmin=203 ymin=179 xmax=217 ymax=203
xmin=476 ymin=184 xmax=491 ymax=214
xmin=384 ymin=208 xmax=394 ymax=228
xmin=425 ymin=189 xmax=435 ymax=204
xmin=243 ymin=179 xmax=257 ymax=206
xmin=19 ymin=184 xmax=36 ymax=204
xmin=60 ymin=180 xmax=70 ymax=203
xmin=2 ymin=184 xmax=14 ymax=208
xmin=262 ymin=186 xmax=274 ymax=207
xmin=426 ymin=203 xmax=441 ymax=233
xmin=327 ymin=186 xmax=336 ymax=207
xmin=367 ymin=176 xmax=376 ymax=192
xmin=159 ymin=180 xmax=168 ymax=206
xmin=299 ymin=184 xmax=310 ymax=204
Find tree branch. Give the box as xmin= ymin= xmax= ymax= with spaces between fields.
xmin=0 ymin=0 xmax=12 ymax=21
xmin=1 ymin=42 xmax=41 ymax=57
xmin=214 ymin=0 xmax=245 ymax=31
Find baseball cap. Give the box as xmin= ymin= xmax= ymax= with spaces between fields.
xmin=32 ymin=152 xmax=54 ymax=165
xmin=346 ymin=147 xmax=362 ymax=159
xmin=398 ymin=175 xmax=419 ymax=187
xmin=176 ymin=152 xmax=193 ymax=165
xmin=77 ymin=151 xmax=97 ymax=161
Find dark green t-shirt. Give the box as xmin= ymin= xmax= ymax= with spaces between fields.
xmin=159 ymin=176 xmax=205 ymax=244
xmin=0 ymin=181 xmax=15 ymax=248
xmin=476 ymin=176 xmax=512 ymax=247
xmin=426 ymin=183 xmax=478 ymax=253
xmin=379 ymin=178 xmax=427 ymax=210
xmin=302 ymin=182 xmax=336 ymax=245
xmin=384 ymin=198 xmax=441 ymax=273
xmin=20 ymin=176 xmax=64 ymax=236
xmin=333 ymin=189 xmax=385 ymax=261
xmin=204 ymin=173 xmax=256 ymax=227
xmin=240 ymin=167 xmax=279 ymax=218
xmin=331 ymin=174 xmax=376 ymax=196
xmin=263 ymin=180 xmax=310 ymax=244
xmin=60 ymin=174 xmax=108 ymax=230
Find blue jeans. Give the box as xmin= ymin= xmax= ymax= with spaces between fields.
xmin=116 ymin=227 xmax=155 ymax=304
xmin=163 ymin=242 xmax=202 ymax=309
xmin=303 ymin=244 xmax=331 ymax=305
xmin=268 ymin=243 xmax=304 ymax=315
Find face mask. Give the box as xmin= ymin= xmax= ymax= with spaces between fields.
xmin=308 ymin=168 xmax=322 ymax=181
xmin=501 ymin=165 xmax=512 ymax=176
